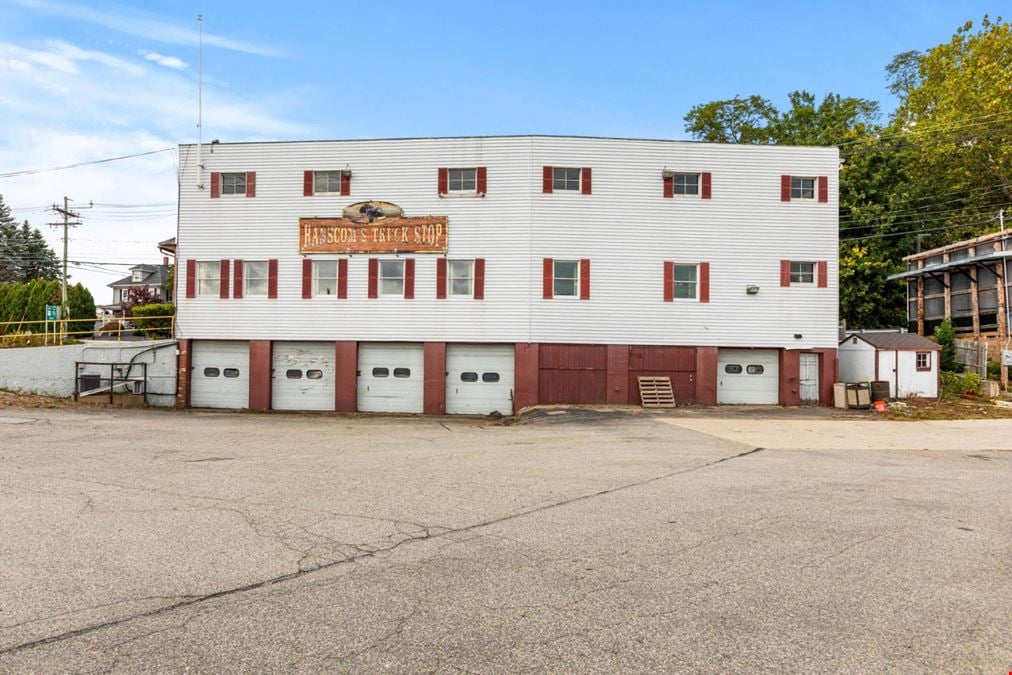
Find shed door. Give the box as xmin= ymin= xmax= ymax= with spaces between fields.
xmin=357 ymin=343 xmax=424 ymax=413
xmin=446 ymin=344 xmax=514 ymax=415
xmin=717 ymin=349 xmax=779 ymax=405
xmin=272 ymin=342 xmax=335 ymax=411
xmin=191 ymin=340 xmax=249 ymax=409
xmin=799 ymin=353 xmax=819 ymax=404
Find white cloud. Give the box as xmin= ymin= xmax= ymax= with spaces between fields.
xmin=14 ymin=0 xmax=282 ymax=57
xmin=140 ymin=50 xmax=187 ymax=70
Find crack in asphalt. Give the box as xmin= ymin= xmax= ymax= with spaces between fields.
xmin=0 ymin=445 xmax=765 ymax=657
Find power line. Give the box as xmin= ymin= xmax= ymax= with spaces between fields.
xmin=837 ymin=111 xmax=1012 ymax=148
xmin=841 ymin=218 xmax=998 ymax=243
xmin=0 ymin=148 xmax=175 ymax=179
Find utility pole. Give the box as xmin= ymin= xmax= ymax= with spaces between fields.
xmin=47 ymin=197 xmax=87 ymax=336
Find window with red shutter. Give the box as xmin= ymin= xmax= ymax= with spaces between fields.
xmin=338 ymin=259 xmax=348 ymax=299
xmin=303 ymin=171 xmax=313 ymax=196
xmin=473 ymin=258 xmax=485 ymax=300
xmin=219 ymin=260 xmax=230 ymax=299
xmin=210 ymin=172 xmax=220 ymax=198
xmin=436 ymin=258 xmax=447 ymax=299
xmin=781 ymin=175 xmax=792 ymax=202
xmin=663 ymin=174 xmax=674 ymax=198
xmin=267 ymin=259 xmax=278 ymax=298
xmin=368 ymin=258 xmax=378 ymax=298
xmin=663 ymin=261 xmax=673 ymax=301
xmin=437 ymin=167 xmax=448 ymax=196
xmin=701 ymin=172 xmax=712 ymax=199
xmin=818 ymin=176 xmax=828 ymax=203
xmin=581 ymin=168 xmax=592 ymax=195
xmin=542 ymin=166 xmax=553 ymax=194
xmin=233 ymin=259 xmax=244 ymax=299
xmin=699 ymin=262 xmax=710 ymax=302
xmin=404 ymin=259 xmax=415 ymax=299
xmin=579 ymin=259 xmax=590 ymax=299
xmin=245 ymin=171 xmax=256 ymax=198
xmin=781 ymin=260 xmax=792 ymax=287
xmin=818 ymin=260 xmax=828 ymax=288
xmin=476 ymin=166 xmax=487 ymax=196
xmin=301 ymin=259 xmax=312 ymax=299
xmin=542 ymin=258 xmax=553 ymax=298
xmin=185 ymin=259 xmax=196 ymax=298
xmin=340 ymin=170 xmax=351 ymax=196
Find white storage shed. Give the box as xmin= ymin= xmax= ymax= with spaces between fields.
xmin=838 ymin=332 xmax=940 ymax=399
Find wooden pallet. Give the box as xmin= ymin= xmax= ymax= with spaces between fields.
xmin=637 ymin=376 xmax=676 ymax=408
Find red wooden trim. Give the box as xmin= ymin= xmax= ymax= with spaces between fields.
xmin=334 ymin=341 xmax=357 ymax=411
xmin=701 ymin=172 xmax=712 ymax=199
xmin=185 ymin=259 xmax=196 ymax=298
xmin=476 ymin=166 xmax=487 ymax=196
xmin=301 ymin=258 xmax=312 ymax=299
xmin=233 ymin=259 xmax=244 ymax=299
xmin=267 ymin=258 xmax=278 ymax=298
xmin=818 ymin=175 xmax=828 ymax=203
xmin=542 ymin=166 xmax=553 ymax=193
xmin=474 ymin=258 xmax=485 ymax=299
xmin=817 ymin=260 xmax=828 ymax=288
xmin=423 ymin=342 xmax=447 ymax=415
xmin=245 ymin=171 xmax=256 ymax=198
xmin=581 ymin=167 xmax=592 ymax=195
xmin=542 ymin=258 xmax=553 ymax=299
xmin=367 ymin=258 xmax=378 ymax=298
xmin=340 ymin=171 xmax=351 ymax=196
xmin=699 ymin=262 xmax=710 ymax=302
xmin=210 ymin=172 xmax=220 ymax=198
xmin=219 ymin=259 xmax=230 ymax=299
xmin=248 ymin=340 xmax=272 ymax=411
xmin=405 ymin=258 xmax=415 ymax=299
xmin=663 ymin=261 xmax=673 ymax=302
xmin=781 ymin=260 xmax=791 ymax=287
xmin=579 ymin=258 xmax=591 ymax=299
xmin=303 ymin=170 xmax=313 ymax=196
xmin=437 ymin=167 xmax=448 ymax=196
xmin=781 ymin=174 xmax=791 ymax=202
xmin=663 ymin=175 xmax=673 ymax=198
xmin=436 ymin=258 xmax=447 ymax=299
xmin=337 ymin=259 xmax=348 ymax=299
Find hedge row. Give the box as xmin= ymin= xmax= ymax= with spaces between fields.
xmin=131 ymin=303 xmax=175 ymax=338
xmin=0 ymin=279 xmax=95 ymax=337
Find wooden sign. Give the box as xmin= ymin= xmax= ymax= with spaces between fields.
xmin=299 ymin=202 xmax=448 ymax=254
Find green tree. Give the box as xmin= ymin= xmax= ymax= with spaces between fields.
xmin=17 ymin=220 xmax=60 ymax=281
xmin=839 ymin=246 xmax=906 ymax=328
xmin=0 ymin=195 xmax=19 ymax=283
xmin=683 ymin=95 xmax=778 ymax=144
xmin=66 ymin=283 xmax=96 ymax=338
xmin=934 ymin=318 xmax=961 ymax=372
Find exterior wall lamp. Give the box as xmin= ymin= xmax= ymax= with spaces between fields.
xmin=746 ymin=284 xmax=760 ymax=295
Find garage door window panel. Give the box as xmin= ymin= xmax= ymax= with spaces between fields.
xmin=553 ymin=261 xmax=579 ymax=297
xmin=244 ymin=261 xmax=269 ymax=296
xmin=197 ymin=262 xmax=220 ymax=296
xmin=223 ymin=368 xmax=240 ymax=378
xmin=380 ymin=261 xmax=405 ymax=296
xmin=461 ymin=372 xmax=478 ymax=382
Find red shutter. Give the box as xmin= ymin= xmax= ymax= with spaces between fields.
xmin=579 ymin=258 xmax=590 ymax=300
xmin=699 ymin=262 xmax=710 ymax=303
xmin=818 ymin=260 xmax=828 ymax=288
xmin=233 ymin=259 xmax=244 ymax=299
xmin=473 ymin=258 xmax=485 ymax=300
xmin=245 ymin=171 xmax=256 ymax=198
xmin=781 ymin=260 xmax=791 ymax=287
xmin=219 ymin=259 xmax=230 ymax=299
xmin=818 ymin=175 xmax=828 ymax=203
xmin=701 ymin=172 xmax=712 ymax=200
xmin=404 ymin=258 xmax=415 ymax=299
xmin=267 ymin=259 xmax=278 ymax=298
xmin=368 ymin=258 xmax=378 ymax=298
xmin=437 ymin=167 xmax=448 ymax=196
xmin=581 ymin=167 xmax=592 ymax=195
xmin=185 ymin=259 xmax=196 ymax=298
xmin=542 ymin=166 xmax=553 ymax=193
xmin=340 ymin=171 xmax=351 ymax=196
xmin=337 ymin=259 xmax=348 ymax=299
xmin=542 ymin=258 xmax=553 ymax=299
xmin=663 ymin=261 xmax=673 ymax=302
xmin=301 ymin=258 xmax=312 ymax=299
xmin=303 ymin=171 xmax=313 ymax=196
xmin=781 ymin=175 xmax=791 ymax=202
xmin=663 ymin=175 xmax=673 ymax=198
xmin=476 ymin=166 xmax=487 ymax=196
xmin=210 ymin=172 xmax=220 ymax=198
xmin=436 ymin=258 xmax=447 ymax=299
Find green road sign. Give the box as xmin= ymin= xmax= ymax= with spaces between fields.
xmin=45 ymin=305 xmax=58 ymax=321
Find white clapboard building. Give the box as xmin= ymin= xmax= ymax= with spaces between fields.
xmin=174 ymin=135 xmax=839 ymax=414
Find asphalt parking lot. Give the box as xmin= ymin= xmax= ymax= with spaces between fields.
xmin=1 ymin=407 xmax=1011 ymax=673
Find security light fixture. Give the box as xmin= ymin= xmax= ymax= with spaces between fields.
xmin=746 ymin=284 xmax=760 ymax=295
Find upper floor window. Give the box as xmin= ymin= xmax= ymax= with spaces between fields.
xmin=120 ymin=288 xmax=129 ymax=302
xmin=380 ymin=260 xmax=405 ymax=296
xmin=197 ymin=261 xmax=220 ymax=296
xmin=132 ymin=270 xmax=144 ymax=282
xmin=447 ymin=169 xmax=476 ymax=193
xmin=244 ymin=261 xmax=268 ymax=296
xmin=790 ymin=177 xmax=815 ymax=200
xmin=553 ymin=260 xmax=579 ymax=297
xmin=221 ymin=172 xmax=247 ymax=196
xmin=790 ymin=261 xmax=815 ymax=284
xmin=673 ymin=264 xmax=698 ymax=299
xmin=448 ymin=260 xmax=473 ymax=296
xmin=314 ymin=171 xmax=343 ymax=194
xmin=314 ymin=260 xmax=338 ymax=296
xmin=673 ymin=173 xmax=699 ymax=196
xmin=553 ymin=167 xmax=581 ymax=192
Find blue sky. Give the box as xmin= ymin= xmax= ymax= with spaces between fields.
xmin=0 ymin=0 xmax=1002 ymax=299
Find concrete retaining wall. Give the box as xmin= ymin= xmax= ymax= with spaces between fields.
xmin=0 ymin=340 xmax=178 ymax=407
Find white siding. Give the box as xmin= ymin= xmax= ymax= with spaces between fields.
xmin=838 ymin=338 xmax=876 ymax=382
xmin=176 ymin=136 xmax=838 ymax=349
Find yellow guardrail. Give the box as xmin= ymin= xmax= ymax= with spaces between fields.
xmin=0 ymin=316 xmax=176 ymax=345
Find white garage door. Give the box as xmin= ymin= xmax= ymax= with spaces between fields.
xmin=717 ymin=349 xmax=779 ymax=405
xmin=272 ymin=342 xmax=335 ymax=411
xmin=357 ymin=343 xmax=424 ymax=413
xmin=446 ymin=344 xmax=515 ymax=415
xmin=191 ymin=340 xmax=249 ymax=409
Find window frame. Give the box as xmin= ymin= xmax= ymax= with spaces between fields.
xmin=915 ymin=351 xmax=931 ymax=371
xmin=120 ymin=288 xmax=129 ymax=302
xmin=220 ymin=172 xmax=247 ymax=197
xmin=379 ymin=259 xmax=406 ymax=297
xmin=313 ymin=170 xmax=343 ymax=195
xmin=196 ymin=261 xmax=221 ymax=297
xmin=446 ymin=168 xmax=478 ymax=195
xmin=552 ymin=260 xmax=580 ymax=298
xmin=313 ymin=260 xmax=339 ymax=297
xmin=447 ymin=259 xmax=474 ymax=297
xmin=790 ymin=176 xmax=816 ymax=200
xmin=671 ymin=263 xmax=699 ymax=300
xmin=789 ymin=261 xmax=816 ymax=285
xmin=552 ymin=167 xmax=581 ymax=192
xmin=672 ymin=173 xmax=701 ymax=197
xmin=243 ymin=260 xmax=269 ymax=297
